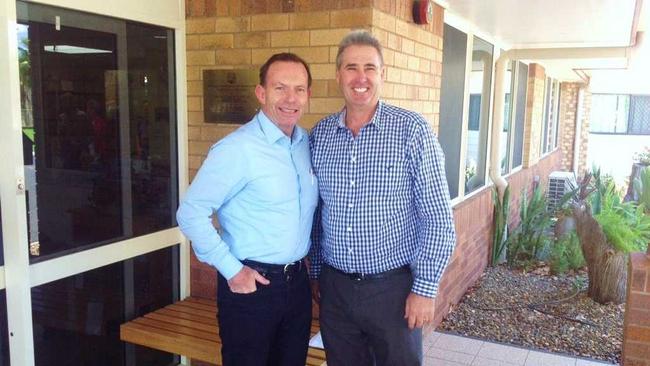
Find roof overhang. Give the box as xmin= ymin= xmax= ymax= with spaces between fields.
xmin=444 ymin=0 xmax=645 ymax=82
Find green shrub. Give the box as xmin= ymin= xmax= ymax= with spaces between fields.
xmin=506 ymin=186 xmax=553 ymax=268
xmin=589 ymin=169 xmax=650 ymax=253
xmin=550 ymin=231 xmax=585 ymax=275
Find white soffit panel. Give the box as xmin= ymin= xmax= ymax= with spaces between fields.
xmin=446 ymin=0 xmax=639 ymax=49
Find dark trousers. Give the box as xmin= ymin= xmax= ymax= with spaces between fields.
xmin=319 ymin=264 xmax=423 ymax=366
xmin=216 ymin=264 xmax=312 ymax=366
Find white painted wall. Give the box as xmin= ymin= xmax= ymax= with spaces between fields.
xmin=589 ymin=32 xmax=650 ymax=95
xmin=587 ymin=133 xmax=650 ymax=186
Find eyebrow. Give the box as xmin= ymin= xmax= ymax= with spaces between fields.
xmin=344 ymin=62 xmax=378 ymax=68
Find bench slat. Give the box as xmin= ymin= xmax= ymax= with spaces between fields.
xmin=121 ymin=321 xmax=221 ymax=364
xmin=132 ymin=317 xmax=219 ymax=342
xmin=144 ymin=312 xmax=219 ymax=334
xmin=120 ymin=298 xmax=326 ymax=365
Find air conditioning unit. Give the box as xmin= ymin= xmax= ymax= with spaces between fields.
xmin=547 ymin=171 xmax=577 ymax=212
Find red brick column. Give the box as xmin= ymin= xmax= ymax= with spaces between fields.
xmin=622 ymin=249 xmax=650 ymax=365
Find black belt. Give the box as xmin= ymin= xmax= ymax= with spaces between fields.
xmin=325 ymin=263 xmax=410 ymax=281
xmin=242 ymin=259 xmax=304 ymax=281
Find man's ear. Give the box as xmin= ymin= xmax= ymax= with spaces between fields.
xmin=255 ymin=84 xmax=266 ymax=105
xmin=381 ymin=66 xmax=386 ymax=80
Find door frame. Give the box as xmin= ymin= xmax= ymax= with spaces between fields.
xmin=0 ymin=1 xmax=189 ymax=365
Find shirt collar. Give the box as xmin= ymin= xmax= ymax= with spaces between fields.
xmin=256 ymin=110 xmax=304 ymax=145
xmin=336 ymin=100 xmax=385 ymax=131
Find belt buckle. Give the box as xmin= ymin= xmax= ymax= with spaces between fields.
xmin=283 ymin=262 xmax=297 ymax=281
xmin=352 ymin=273 xmax=365 ymax=281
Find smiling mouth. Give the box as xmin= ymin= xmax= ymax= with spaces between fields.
xmin=353 ymin=87 xmax=369 ymax=93
xmin=279 ymin=107 xmax=299 ymax=114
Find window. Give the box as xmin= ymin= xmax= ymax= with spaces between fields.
xmin=17 ymin=2 xmax=178 ymax=262
xmin=440 ymin=24 xmax=495 ymax=199
xmin=512 ymin=62 xmax=528 ymax=169
xmin=628 ymin=95 xmax=650 ymax=134
xmin=464 ymin=36 xmax=493 ymax=194
xmin=439 ymin=24 xmax=467 ymax=199
xmin=1 ymin=2 xmax=183 ymax=365
xmin=32 ymin=246 xmax=179 ymax=366
xmin=541 ymin=78 xmax=560 ymax=154
xmin=590 ymin=94 xmax=650 ymax=135
xmin=590 ymin=94 xmax=630 ymax=133
xmin=500 ymin=62 xmax=514 ymax=174
xmin=499 ymin=61 xmax=528 ymax=173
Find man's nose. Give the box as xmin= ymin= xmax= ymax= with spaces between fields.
xmin=354 ymin=68 xmax=368 ymax=80
xmin=285 ymin=89 xmax=297 ymax=102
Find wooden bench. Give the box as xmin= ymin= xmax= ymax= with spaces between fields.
xmin=120 ymin=297 xmax=327 ymax=366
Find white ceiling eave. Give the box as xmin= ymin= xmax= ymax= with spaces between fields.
xmin=444 ymin=0 xmax=643 ymax=82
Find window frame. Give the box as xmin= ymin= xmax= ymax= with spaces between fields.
xmin=0 ymin=1 xmax=189 ymax=365
xmin=441 ymin=15 xmax=501 ymax=204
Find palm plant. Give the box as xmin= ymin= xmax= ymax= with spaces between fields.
xmin=506 ymin=186 xmax=553 ymax=267
xmin=572 ymin=167 xmax=650 ymax=304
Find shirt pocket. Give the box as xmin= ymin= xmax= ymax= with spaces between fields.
xmin=381 ymin=156 xmax=408 ymax=196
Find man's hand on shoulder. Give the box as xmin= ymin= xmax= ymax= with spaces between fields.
xmin=404 ymin=292 xmax=435 ymax=329
xmin=227 ymin=266 xmax=270 ymax=293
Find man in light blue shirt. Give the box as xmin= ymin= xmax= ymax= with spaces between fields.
xmin=176 ymin=53 xmax=318 ymax=366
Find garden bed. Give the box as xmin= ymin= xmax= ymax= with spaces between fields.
xmin=439 ymin=265 xmax=624 ymax=364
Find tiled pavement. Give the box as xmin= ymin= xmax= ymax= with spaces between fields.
xmin=423 ymin=332 xmax=617 ymax=366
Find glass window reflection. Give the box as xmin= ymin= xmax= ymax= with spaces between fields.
xmin=32 ymin=246 xmax=179 ymax=366
xmin=464 ymin=36 xmax=493 ymax=194
xmin=17 ymin=2 xmax=177 ymax=261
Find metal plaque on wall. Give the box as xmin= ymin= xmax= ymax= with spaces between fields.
xmin=203 ymin=69 xmax=258 ymax=124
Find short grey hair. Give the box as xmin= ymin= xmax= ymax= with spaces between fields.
xmin=335 ymin=30 xmax=384 ymax=69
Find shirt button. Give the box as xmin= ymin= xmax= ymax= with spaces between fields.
xmin=348 ymin=248 xmax=353 ymax=254
xmin=346 ymin=226 xmax=352 ymax=232
xmin=348 ymin=203 xmax=353 ymax=208
xmin=351 ymin=156 xmax=356 ymax=163
xmin=350 ymin=180 xmax=355 ymax=186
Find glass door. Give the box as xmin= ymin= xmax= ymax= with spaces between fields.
xmin=1 ymin=1 xmax=185 ymax=365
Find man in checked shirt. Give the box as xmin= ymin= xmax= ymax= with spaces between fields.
xmin=309 ymin=30 xmax=457 ymax=365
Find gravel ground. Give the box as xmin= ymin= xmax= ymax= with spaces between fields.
xmin=439 ymin=265 xmax=624 ymax=364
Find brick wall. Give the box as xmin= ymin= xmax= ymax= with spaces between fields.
xmin=523 ymin=63 xmax=546 ymax=168
xmin=186 ymin=0 xmax=446 ymax=300
xmin=576 ymin=87 xmax=591 ymax=176
xmin=184 ymin=0 xmax=569 ymax=343
xmin=185 ymin=0 xmax=443 ymax=180
xmin=428 ymin=149 xmax=564 ymax=328
xmin=432 ymin=187 xmax=492 ymax=326
xmin=623 ymin=251 xmax=650 ymax=366
xmin=558 ymin=82 xmax=579 ymax=171
xmin=557 ymin=82 xmax=591 ymax=175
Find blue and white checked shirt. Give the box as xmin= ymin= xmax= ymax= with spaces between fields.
xmin=177 ymin=111 xmax=319 ymax=280
xmin=309 ymin=101 xmax=456 ymax=298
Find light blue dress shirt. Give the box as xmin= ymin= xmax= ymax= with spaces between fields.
xmin=177 ymin=111 xmax=319 ymax=280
